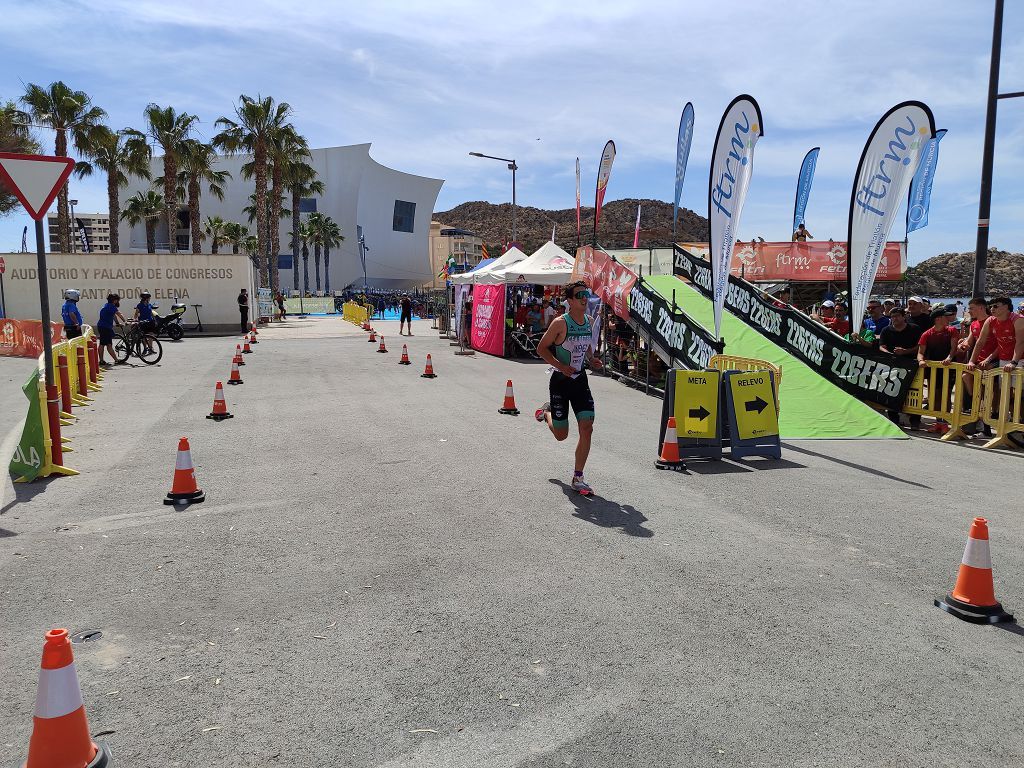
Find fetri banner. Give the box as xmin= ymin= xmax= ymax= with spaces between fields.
xmin=676 ymin=240 xmax=905 ymax=282
xmin=470 ymin=284 xmax=505 ymax=356
xmin=0 ymin=319 xmax=64 ymax=358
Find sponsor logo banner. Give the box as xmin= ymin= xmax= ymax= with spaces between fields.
xmin=675 ymin=240 xmax=905 ymax=281
xmin=793 ymin=147 xmax=819 ymax=232
xmin=674 ymin=247 xmax=917 ymax=410
xmin=0 ymin=318 xmax=64 ymax=358
xmin=628 ymin=277 xmax=722 ymax=372
xmin=594 ymin=140 xmax=616 ymax=234
xmin=470 ymin=284 xmax=506 ymax=356
xmin=848 ymin=101 xmax=935 ymax=334
xmin=708 ymin=95 xmax=763 ymax=339
xmin=907 ymin=128 xmax=946 ymax=234
xmin=674 ymin=103 xmax=695 ymax=237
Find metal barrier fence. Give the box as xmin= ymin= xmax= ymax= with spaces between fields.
xmin=708 ymin=354 xmax=783 ymax=411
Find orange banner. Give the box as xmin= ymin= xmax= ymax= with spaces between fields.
xmin=0 ymin=319 xmax=65 ymax=358
xmin=677 ymin=240 xmax=906 ymax=282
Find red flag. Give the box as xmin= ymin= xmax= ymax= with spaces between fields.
xmin=632 ymin=204 xmax=641 ymax=248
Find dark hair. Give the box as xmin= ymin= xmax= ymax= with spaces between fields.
xmin=989 ymin=296 xmax=1012 ymax=309
xmin=889 ymin=307 xmax=906 ymax=316
xmin=564 ymin=280 xmax=588 ymax=299
xmin=968 ymin=296 xmax=990 ymax=309
xmin=107 ymin=293 xmax=120 ymax=303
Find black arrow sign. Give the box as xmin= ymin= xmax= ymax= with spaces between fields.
xmin=688 ymin=406 xmax=710 ymax=420
xmin=745 ymin=396 xmax=768 ymax=414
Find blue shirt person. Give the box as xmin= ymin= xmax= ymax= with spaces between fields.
xmin=135 ymin=293 xmax=155 ymax=323
xmin=96 ymin=293 xmax=125 ymax=365
xmin=61 ymin=290 xmax=84 ymax=337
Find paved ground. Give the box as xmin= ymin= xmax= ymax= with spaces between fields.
xmin=1 ymin=316 xmax=1023 ymax=767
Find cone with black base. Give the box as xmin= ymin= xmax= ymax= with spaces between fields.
xmin=206 ymin=381 xmax=234 ymax=421
xmin=249 ymin=330 xmax=258 ymax=344
xmin=164 ymin=437 xmax=206 ymax=506
xmin=368 ymin=330 xmax=376 ymax=343
xmin=235 ymin=344 xmax=245 ymax=365
xmin=399 ymin=344 xmax=411 ymax=365
xmin=377 ymin=335 xmax=388 ymax=353
xmin=421 ymin=354 xmax=437 ymax=378
xmin=227 ymin=359 xmax=243 ymax=385
xmin=935 ymin=516 xmax=1013 ymax=624
xmin=655 ymin=416 xmax=686 ymax=470
xmin=498 ymin=380 xmax=520 ymax=415
xmin=242 ymin=339 xmax=253 ymax=354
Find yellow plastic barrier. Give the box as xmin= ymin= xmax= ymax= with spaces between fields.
xmin=341 ymin=301 xmax=371 ymax=325
xmin=901 ymin=361 xmax=982 ymax=442
xmin=979 ymin=368 xmax=1024 ymax=449
xmin=708 ymin=354 xmax=782 ymax=410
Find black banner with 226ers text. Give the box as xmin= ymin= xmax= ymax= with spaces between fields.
xmin=673 ymin=247 xmax=917 ymax=410
xmin=628 ymin=276 xmax=723 ymax=371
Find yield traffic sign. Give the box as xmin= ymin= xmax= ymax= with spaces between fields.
xmin=0 ymin=152 xmax=76 ymax=220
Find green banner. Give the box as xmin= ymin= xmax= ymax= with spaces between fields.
xmin=10 ymin=370 xmax=45 ymax=482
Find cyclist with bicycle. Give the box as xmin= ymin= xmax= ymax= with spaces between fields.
xmin=97 ymin=293 xmax=126 ymax=367
xmin=134 ymin=291 xmax=157 ymax=352
xmin=535 ymin=280 xmax=602 ymax=495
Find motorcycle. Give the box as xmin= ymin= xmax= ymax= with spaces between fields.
xmin=151 ymin=303 xmax=187 ymax=341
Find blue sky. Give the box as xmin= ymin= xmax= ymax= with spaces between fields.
xmin=2 ymin=0 xmax=1022 ymax=264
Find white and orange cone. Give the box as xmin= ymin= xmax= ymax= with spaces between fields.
xmin=498 ymin=380 xmax=520 ymax=415
xmin=377 ymin=335 xmax=388 ymax=353
xmin=227 ymin=358 xmax=244 ymax=385
xmin=234 ymin=344 xmax=245 ymax=365
xmin=164 ymin=437 xmax=206 ymax=505
xmin=249 ymin=330 xmax=258 ymax=344
xmin=655 ymin=416 xmax=686 ymax=470
xmin=421 ymin=354 xmax=436 ymax=379
xmin=368 ymin=330 xmax=376 ymax=343
xmin=935 ymin=517 xmax=1013 ymax=624
xmin=207 ymin=381 xmax=233 ymax=421
xmin=23 ymin=628 xmax=111 ymax=768
xmin=399 ymin=344 xmax=411 ymax=365
xmin=250 ymin=322 xmax=259 ymax=336
xmin=242 ymin=339 xmax=253 ymax=354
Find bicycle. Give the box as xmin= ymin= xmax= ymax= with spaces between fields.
xmin=113 ymin=321 xmax=163 ymax=365
xmin=509 ymin=328 xmax=543 ymax=359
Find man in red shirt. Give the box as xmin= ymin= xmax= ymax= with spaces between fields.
xmin=967 ymin=296 xmax=1024 ymax=372
xmin=825 ymin=302 xmax=851 ymax=337
xmin=919 ymin=304 xmax=959 ymax=433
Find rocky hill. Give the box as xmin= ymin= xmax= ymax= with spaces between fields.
xmin=434 ymin=198 xmax=709 ymax=253
xmin=902 ymin=249 xmax=1024 ymax=296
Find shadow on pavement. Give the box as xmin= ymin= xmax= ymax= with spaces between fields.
xmin=2 ymin=472 xmax=58 ymax=515
xmin=994 ymin=621 xmax=1024 ymax=638
xmin=783 ymin=443 xmax=932 ymax=489
xmin=549 ymin=479 xmax=654 ymax=538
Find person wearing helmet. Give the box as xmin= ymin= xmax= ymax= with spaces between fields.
xmin=134 ymin=291 xmax=156 ymax=352
xmin=62 ymin=289 xmax=84 ymax=339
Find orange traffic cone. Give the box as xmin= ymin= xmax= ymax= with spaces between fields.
xmin=498 ymin=380 xmax=520 ymax=415
xmin=250 ymin=322 xmax=258 ymax=335
xmin=935 ymin=517 xmax=1013 ymax=624
xmin=23 ymin=628 xmax=111 ymax=768
xmin=235 ymin=344 xmax=246 ymax=365
xmin=249 ymin=330 xmax=258 ymax=344
xmin=242 ymin=339 xmax=253 ymax=354
xmin=655 ymin=416 xmax=686 ymax=470
xmin=421 ymin=354 xmax=437 ymax=378
xmin=368 ymin=330 xmax=376 ymax=343
xmin=377 ymin=335 xmax=388 ymax=353
xmin=227 ymin=358 xmax=244 ymax=385
xmin=164 ymin=437 xmax=206 ymax=505
xmin=399 ymin=344 xmax=411 ymax=365
xmin=206 ymin=381 xmax=233 ymax=421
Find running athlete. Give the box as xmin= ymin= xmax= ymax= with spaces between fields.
xmin=534 ymin=280 xmax=602 ymax=495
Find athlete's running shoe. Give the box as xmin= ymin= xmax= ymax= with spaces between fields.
xmin=571 ymin=475 xmax=593 ymax=495
xmin=535 ymin=402 xmax=550 ymax=422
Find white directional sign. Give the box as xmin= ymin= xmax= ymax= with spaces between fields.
xmin=0 ymin=152 xmax=76 ymax=220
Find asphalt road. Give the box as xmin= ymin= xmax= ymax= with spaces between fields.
xmin=2 ymin=316 xmax=1023 ymax=767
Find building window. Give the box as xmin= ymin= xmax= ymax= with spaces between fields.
xmin=393 ymin=200 xmax=416 ymax=233
xmin=299 ymin=198 xmax=317 ymax=213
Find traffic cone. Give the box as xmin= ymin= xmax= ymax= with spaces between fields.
xmin=377 ymin=335 xmax=388 ymax=353
xmin=655 ymin=416 xmax=686 ymax=470
xmin=23 ymin=628 xmax=111 ymax=768
xmin=206 ymin=381 xmax=233 ymax=421
xmin=250 ymin=322 xmax=258 ymax=335
xmin=164 ymin=437 xmax=206 ymax=505
xmin=498 ymin=380 xmax=520 ymax=415
xmin=368 ymin=330 xmax=376 ymax=343
xmin=227 ymin=358 xmax=244 ymax=385
xmin=242 ymin=339 xmax=253 ymax=354
xmin=234 ymin=344 xmax=245 ymax=365
xmin=935 ymin=517 xmax=1013 ymax=624
xmin=421 ymin=354 xmax=437 ymax=378
xmin=249 ymin=330 xmax=258 ymax=345
xmin=399 ymin=344 xmax=411 ymax=365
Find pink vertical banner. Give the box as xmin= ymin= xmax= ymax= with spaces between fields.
xmin=470 ymin=285 xmax=506 ymax=356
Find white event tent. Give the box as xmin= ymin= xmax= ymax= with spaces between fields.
xmin=488 ymin=240 xmax=576 ymax=285
xmin=450 ymin=247 xmax=528 ymax=284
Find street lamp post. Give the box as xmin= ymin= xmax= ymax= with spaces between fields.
xmin=359 ymin=233 xmax=369 ymax=294
xmin=469 ymin=152 xmax=517 ymax=244
xmin=69 ymin=198 xmax=77 ymax=254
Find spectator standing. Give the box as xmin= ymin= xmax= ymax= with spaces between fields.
xmin=770 ymin=287 xmax=792 ymax=309
xmin=879 ymin=307 xmax=922 ymax=428
xmin=61 ymin=289 xmax=83 ymax=339
xmin=96 ymin=293 xmax=126 ymax=366
xmin=276 ymin=291 xmax=287 ymax=319
xmin=792 ymin=223 xmax=813 ymax=242
xmin=968 ymin=297 xmax=1024 ymax=372
xmin=863 ymin=300 xmax=890 ymax=334
xmin=238 ymin=288 xmax=249 ymax=333
xmin=526 ymin=302 xmax=543 ymax=334
xmin=905 ymin=296 xmax=933 ymax=336
xmin=399 ymin=293 xmax=414 ymax=336
xmin=919 ymin=304 xmax=960 ymax=433
xmin=542 ymin=299 xmax=556 ymax=328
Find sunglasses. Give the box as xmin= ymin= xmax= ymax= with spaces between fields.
xmin=573 ymin=291 xmax=591 ymax=300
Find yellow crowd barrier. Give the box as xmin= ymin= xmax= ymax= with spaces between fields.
xmin=342 ymin=301 xmax=370 ymax=325
xmin=901 ymin=360 xmax=1022 ymax=448
xmin=708 ymin=354 xmax=782 ymax=410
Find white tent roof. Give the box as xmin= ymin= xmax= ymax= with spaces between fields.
xmin=459 ymin=246 xmax=529 ymax=284
xmin=489 ymin=240 xmax=576 ymax=285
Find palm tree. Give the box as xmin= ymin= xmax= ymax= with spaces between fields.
xmin=20 ymin=82 xmax=107 ymax=252
xmin=204 ymin=216 xmax=228 ymax=254
xmin=267 ymin=126 xmax=308 ymax=293
xmin=283 ymin=155 xmax=323 ymax=292
xmin=1 ymin=100 xmax=41 ymax=215
xmin=177 ymin=140 xmax=230 ymax=253
xmin=297 ymin=220 xmax=314 ymax=294
xmin=306 ymin=212 xmax=327 ymax=292
xmin=222 ymin=222 xmax=249 ymax=254
xmin=213 ymin=95 xmax=293 ymax=288
xmin=319 ymin=216 xmax=344 ymax=294
xmin=75 ymin=126 xmax=150 ymax=253
xmin=143 ymin=104 xmax=197 ymax=254
xmin=120 ymin=190 xmax=165 ymax=254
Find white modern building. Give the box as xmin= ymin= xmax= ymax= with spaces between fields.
xmin=119 ymin=144 xmax=444 ymax=291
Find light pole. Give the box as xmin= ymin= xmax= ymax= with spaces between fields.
xmin=358 ymin=232 xmax=369 ymax=294
xmin=974 ymin=0 xmax=1023 ymax=295
xmin=69 ymin=199 xmax=78 ymax=253
xmin=469 ymin=152 xmax=517 ymax=244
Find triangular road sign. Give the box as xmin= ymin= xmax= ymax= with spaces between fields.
xmin=0 ymin=152 xmax=76 ymax=221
